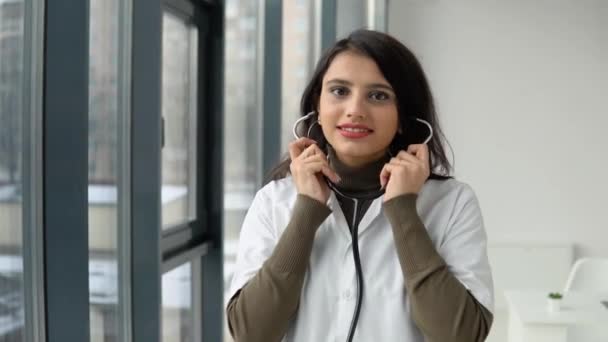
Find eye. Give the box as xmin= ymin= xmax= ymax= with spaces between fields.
xmin=369 ymin=91 xmax=390 ymax=102
xmin=330 ymin=86 xmax=349 ymax=97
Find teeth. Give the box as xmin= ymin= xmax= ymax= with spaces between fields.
xmin=342 ymin=127 xmax=369 ymax=133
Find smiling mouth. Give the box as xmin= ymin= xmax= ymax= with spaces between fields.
xmin=337 ymin=126 xmax=373 ymax=139
xmin=339 ymin=127 xmax=373 ymax=133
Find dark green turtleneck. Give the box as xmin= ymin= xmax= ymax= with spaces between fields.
xmin=327 ymin=145 xmax=389 ymax=231
xmin=226 ymin=148 xmax=493 ymax=342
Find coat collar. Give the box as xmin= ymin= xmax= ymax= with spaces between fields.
xmin=327 ymin=191 xmax=385 ymax=239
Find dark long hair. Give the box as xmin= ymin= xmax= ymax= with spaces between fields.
xmin=265 ymin=29 xmax=453 ymax=183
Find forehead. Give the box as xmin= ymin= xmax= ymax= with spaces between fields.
xmin=322 ymin=50 xmax=388 ymax=84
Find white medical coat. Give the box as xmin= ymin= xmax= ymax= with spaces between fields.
xmin=229 ymin=176 xmax=494 ymax=342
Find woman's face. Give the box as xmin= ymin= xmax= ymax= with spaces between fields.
xmin=318 ymin=50 xmax=399 ymax=168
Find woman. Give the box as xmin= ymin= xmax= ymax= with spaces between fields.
xmin=226 ymin=29 xmax=494 ymax=342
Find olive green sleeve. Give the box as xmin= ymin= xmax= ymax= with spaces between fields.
xmin=383 ymin=194 xmax=493 ymax=342
xmin=226 ymin=194 xmax=332 ymax=342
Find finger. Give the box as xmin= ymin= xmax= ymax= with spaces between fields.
xmin=308 ymin=145 xmax=340 ymax=182
xmin=302 ymin=154 xmax=341 ymax=183
xmin=301 ymin=161 xmax=339 ymax=183
xmin=296 ymin=137 xmax=317 ymax=146
xmin=308 ymin=143 xmax=327 ymax=159
xmin=396 ymin=151 xmax=428 ymax=172
xmin=389 ymin=158 xmax=423 ymax=175
xmin=288 ymin=138 xmax=317 ymax=159
xmin=394 ymin=152 xmax=422 ymax=166
xmin=302 ymin=153 xmax=326 ymax=163
xmin=302 ymin=144 xmax=329 ymax=160
xmin=301 ymin=160 xmax=326 ymax=174
xmin=406 ymin=144 xmax=429 ymax=163
xmin=321 ymin=165 xmax=341 ymax=184
xmin=379 ymin=164 xmax=395 ymax=189
xmin=380 ymin=164 xmax=406 ymax=189
xmin=390 ymin=156 xmax=430 ymax=179
xmin=389 ymin=158 xmax=412 ymax=167
xmin=300 ymin=144 xmax=329 ymax=162
xmin=298 ymin=143 xmax=320 ymax=159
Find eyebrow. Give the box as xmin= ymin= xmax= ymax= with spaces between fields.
xmin=325 ymin=78 xmax=394 ymax=93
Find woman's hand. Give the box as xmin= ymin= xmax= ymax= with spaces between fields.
xmin=380 ymin=144 xmax=430 ymax=202
xmin=289 ymin=138 xmax=340 ymax=204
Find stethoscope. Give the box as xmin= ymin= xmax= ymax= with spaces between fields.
xmin=293 ymin=110 xmax=433 ymax=145
xmin=292 ymin=111 xmax=433 ymax=341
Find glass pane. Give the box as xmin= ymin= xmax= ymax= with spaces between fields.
xmin=281 ymin=0 xmax=313 ymax=151
xmin=336 ymin=0 xmax=367 ymax=38
xmin=161 ymin=12 xmax=198 ymax=229
xmin=223 ymin=0 xmax=260 ymax=340
xmin=162 ymin=263 xmax=193 ymax=342
xmin=88 ymin=0 xmax=120 ymax=341
xmin=0 ymin=0 xmax=25 ymax=341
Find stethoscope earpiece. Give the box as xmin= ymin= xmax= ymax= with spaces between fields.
xmin=413 ymin=117 xmax=433 ymax=145
xmin=292 ymin=111 xmax=317 ymax=139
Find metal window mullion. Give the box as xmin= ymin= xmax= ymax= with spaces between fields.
xmin=43 ymin=1 xmax=91 ymax=341
xmin=367 ymin=0 xmax=387 ymax=32
xmin=22 ymin=0 xmax=47 ymax=341
xmin=321 ymin=0 xmax=337 ymax=50
xmin=307 ymin=0 xmax=315 ymax=73
xmin=117 ymin=0 xmax=134 ymax=341
xmin=313 ymin=0 xmax=336 ymax=63
xmin=257 ymin=0 xmax=282 ymax=186
xmin=162 ymin=242 xmax=209 ymax=273
xmin=201 ymin=2 xmax=224 ymax=341
xmin=194 ymin=8 xmax=210 ymax=229
xmin=188 ymin=25 xmax=198 ymax=221
xmin=131 ymin=0 xmax=163 ymax=341
xmin=255 ymin=0 xmax=265 ymax=187
xmin=192 ymin=258 xmax=202 ymax=342
xmin=164 ymin=0 xmax=195 ymax=17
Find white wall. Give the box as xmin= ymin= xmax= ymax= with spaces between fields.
xmin=388 ymin=1 xmax=608 ymax=259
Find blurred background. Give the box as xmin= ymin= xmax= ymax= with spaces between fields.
xmin=0 ymin=0 xmax=606 ymax=342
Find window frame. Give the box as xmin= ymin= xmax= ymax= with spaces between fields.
xmin=43 ymin=1 xmax=90 ymax=342
xmin=258 ymin=0 xmax=282 ymax=183
xmin=158 ymin=1 xmax=225 ymax=342
xmin=159 ymin=0 xmax=210 ymax=259
xmin=21 ymin=0 xmax=46 ymax=341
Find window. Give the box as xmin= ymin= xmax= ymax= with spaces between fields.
xmin=336 ymin=0 xmax=367 ymax=38
xmin=1 ymin=0 xmax=225 ymax=341
xmin=88 ymin=0 xmax=122 ymax=341
xmin=223 ymin=0 xmax=260 ymax=339
xmin=161 ymin=11 xmax=198 ymax=230
xmin=159 ymin=2 xmax=213 ymax=341
xmin=281 ymin=0 xmax=313 ymax=152
xmin=0 ymin=1 xmax=26 ymax=341
xmin=162 ymin=261 xmax=198 ymax=342
xmin=222 ymin=0 xmax=260 ymax=296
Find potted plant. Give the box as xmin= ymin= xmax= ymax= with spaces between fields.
xmin=547 ymin=292 xmax=563 ymax=312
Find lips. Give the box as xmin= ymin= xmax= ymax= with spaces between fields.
xmin=337 ymin=123 xmax=373 ymax=139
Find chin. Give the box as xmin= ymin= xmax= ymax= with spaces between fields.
xmin=333 ymin=145 xmax=385 ymax=162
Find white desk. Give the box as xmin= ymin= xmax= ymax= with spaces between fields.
xmin=504 ymin=290 xmax=608 ymax=342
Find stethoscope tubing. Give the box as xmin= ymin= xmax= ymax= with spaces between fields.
xmin=291 ymin=112 xmax=431 ymax=341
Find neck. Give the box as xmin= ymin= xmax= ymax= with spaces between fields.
xmin=327 ymin=145 xmax=389 ymax=193
xmin=334 ymin=151 xmax=385 ymax=169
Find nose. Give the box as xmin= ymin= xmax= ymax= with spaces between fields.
xmin=345 ymin=93 xmax=367 ymax=119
